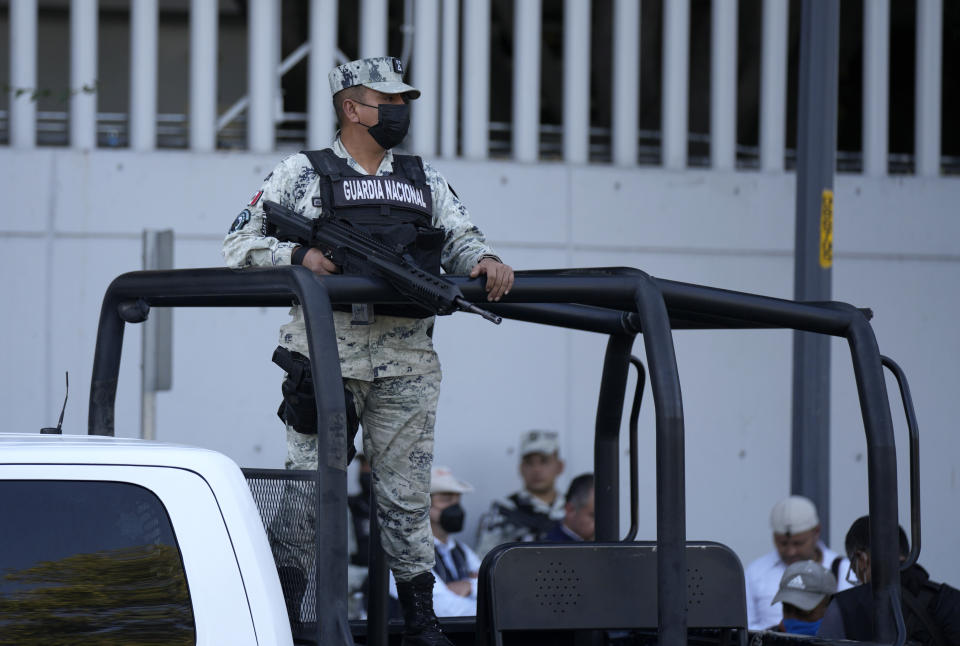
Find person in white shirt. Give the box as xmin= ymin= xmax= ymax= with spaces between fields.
xmin=744 ymin=495 xmax=854 ymax=630
xmin=390 ymin=466 xmax=481 ymax=617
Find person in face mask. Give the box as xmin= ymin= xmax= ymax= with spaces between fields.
xmin=388 ymin=465 xmax=481 ymax=618
xmin=770 ymin=560 xmax=837 ymax=635
xmin=426 ymin=466 xmax=483 ymax=617
xmin=225 ymin=57 xmax=513 ymax=646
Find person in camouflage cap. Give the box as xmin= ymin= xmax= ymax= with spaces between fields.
xmin=223 ymin=56 xmax=513 ymax=646
xmin=328 ymin=56 xmax=421 ymax=99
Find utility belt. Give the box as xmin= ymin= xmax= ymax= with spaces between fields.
xmin=271 ymin=345 xmax=360 ymax=463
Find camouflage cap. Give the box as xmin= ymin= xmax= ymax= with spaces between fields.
xmin=328 ymin=56 xmax=421 ymax=100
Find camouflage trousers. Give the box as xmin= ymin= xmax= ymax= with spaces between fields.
xmin=270 ymin=371 xmax=441 ymax=582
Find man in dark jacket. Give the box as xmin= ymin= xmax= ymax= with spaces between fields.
xmin=817 ymin=516 xmax=960 ymax=645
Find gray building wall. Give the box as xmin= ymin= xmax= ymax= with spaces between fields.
xmin=1 ymin=146 xmax=958 ymax=586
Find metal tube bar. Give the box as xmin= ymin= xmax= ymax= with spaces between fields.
xmin=71 ymin=0 xmax=98 ymax=150
xmin=862 ymin=0 xmax=889 ymax=177
xmin=462 ymin=0 xmax=490 ymax=159
xmin=594 ymin=334 xmax=634 ymax=542
xmin=711 ymin=0 xmax=738 ymax=170
xmin=760 ymin=0 xmax=788 ymax=172
xmin=846 ymin=316 xmax=902 ymax=643
xmin=130 ymin=0 xmax=158 ymax=151
xmin=360 ymin=0 xmax=388 ymax=58
xmin=87 ymin=268 xmax=868 ymax=338
xmin=563 ymin=0 xmax=590 ymax=163
xmin=308 ymin=0 xmax=338 ymax=149
xmin=248 ymin=0 xmax=277 ymax=153
xmin=914 ymin=0 xmax=942 ymax=177
xmin=662 ymin=0 xmax=689 ymax=169
xmin=634 ymin=276 xmax=687 ymax=646
xmin=513 ymin=0 xmax=541 ymax=163
xmin=612 ymin=0 xmax=639 ymax=167
xmin=412 ymin=0 xmax=440 ymax=156
xmin=10 ymin=0 xmax=38 ymax=149
xmin=298 ymin=276 xmax=353 ymax=646
xmin=880 ymin=355 xmax=922 ymax=571
xmin=190 ymin=0 xmax=218 ymax=152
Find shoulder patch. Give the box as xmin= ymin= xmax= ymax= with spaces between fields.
xmin=229 ymin=209 xmax=252 ymax=233
xmin=248 ymin=190 xmax=264 ymax=206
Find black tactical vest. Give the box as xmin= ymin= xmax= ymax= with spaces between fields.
xmin=300 ymin=148 xmax=444 ymax=319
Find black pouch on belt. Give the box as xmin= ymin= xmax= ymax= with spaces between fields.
xmin=271 ymin=346 xmax=360 ymax=462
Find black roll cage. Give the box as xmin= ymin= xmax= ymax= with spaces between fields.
xmin=88 ymin=266 xmax=911 ymax=645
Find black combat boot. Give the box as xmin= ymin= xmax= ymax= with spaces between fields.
xmin=395 ymin=571 xmax=454 ymax=646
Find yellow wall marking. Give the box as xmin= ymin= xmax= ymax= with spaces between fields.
xmin=820 ymin=189 xmax=834 ymax=269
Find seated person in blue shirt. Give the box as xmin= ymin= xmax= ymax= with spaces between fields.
xmin=544 ymin=473 xmax=595 ymax=542
xmin=770 ymin=560 xmax=837 ymax=635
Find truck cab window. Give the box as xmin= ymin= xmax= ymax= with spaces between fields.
xmin=0 ymin=480 xmax=196 ymax=644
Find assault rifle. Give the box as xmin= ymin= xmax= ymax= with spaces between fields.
xmin=262 ymin=200 xmax=502 ymax=324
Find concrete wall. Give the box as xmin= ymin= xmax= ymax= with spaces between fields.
xmin=2 ymin=147 xmax=959 ymax=586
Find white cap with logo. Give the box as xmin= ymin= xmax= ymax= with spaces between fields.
xmin=771 ymin=560 xmax=837 ymax=610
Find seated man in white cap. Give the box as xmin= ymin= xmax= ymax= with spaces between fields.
xmin=744 ymin=495 xmax=853 ymax=630
xmin=771 ymin=560 xmax=837 ymax=635
xmin=390 ymin=466 xmax=482 ymax=617
xmin=475 ymin=430 xmax=566 ymax=558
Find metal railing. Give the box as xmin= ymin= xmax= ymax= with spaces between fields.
xmin=2 ymin=0 xmax=950 ymax=176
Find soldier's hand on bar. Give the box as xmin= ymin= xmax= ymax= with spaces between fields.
xmin=470 ymin=258 xmax=514 ymax=302
xmin=301 ymin=247 xmax=340 ymax=275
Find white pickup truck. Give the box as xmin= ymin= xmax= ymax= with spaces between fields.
xmin=0 ymin=433 xmax=294 ymax=645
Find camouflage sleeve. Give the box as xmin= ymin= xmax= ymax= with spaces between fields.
xmin=473 ymin=503 xmax=512 ymax=559
xmin=423 ymin=161 xmax=499 ymax=275
xmin=222 ymin=154 xmax=319 ymax=268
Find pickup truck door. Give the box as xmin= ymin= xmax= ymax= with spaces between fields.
xmin=0 ymin=464 xmax=262 ymax=645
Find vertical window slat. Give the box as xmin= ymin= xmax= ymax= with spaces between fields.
xmin=662 ymin=0 xmax=690 ymax=169
xmin=513 ymin=0 xmax=541 ymax=163
xmin=439 ymin=0 xmax=459 ymax=158
xmin=189 ymin=0 xmax=217 ymax=152
xmin=462 ymin=0 xmax=490 ymax=159
xmin=612 ymin=0 xmax=640 ymax=167
xmin=760 ymin=0 xmax=788 ymax=172
xmin=308 ymin=0 xmax=338 ymax=150
xmin=247 ymin=0 xmax=278 ymax=153
xmin=360 ymin=0 xmax=389 ymax=59
xmin=412 ymin=0 xmax=440 ymax=157
xmin=71 ymin=0 xmax=98 ymax=150
xmin=563 ymin=0 xmax=590 ymax=164
xmin=10 ymin=0 xmax=38 ymax=149
xmin=710 ymin=0 xmax=738 ymax=170
xmin=130 ymin=0 xmax=158 ymax=151
xmin=915 ymin=0 xmax=942 ymax=176
xmin=862 ymin=0 xmax=889 ymax=177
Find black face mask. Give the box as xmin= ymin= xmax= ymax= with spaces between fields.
xmin=359 ymin=472 xmax=372 ymax=498
xmin=439 ymin=503 xmax=465 ymax=534
xmin=357 ymin=101 xmax=410 ymax=150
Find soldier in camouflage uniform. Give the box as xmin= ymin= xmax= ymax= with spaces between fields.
xmin=222 ymin=56 xmax=513 ymax=646
xmin=474 ymin=430 xmax=567 ymax=558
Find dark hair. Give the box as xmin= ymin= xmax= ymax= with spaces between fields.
xmin=332 ymin=86 xmax=367 ymax=125
xmin=844 ymin=515 xmax=910 ymax=559
xmin=565 ymin=473 xmax=594 ymax=509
